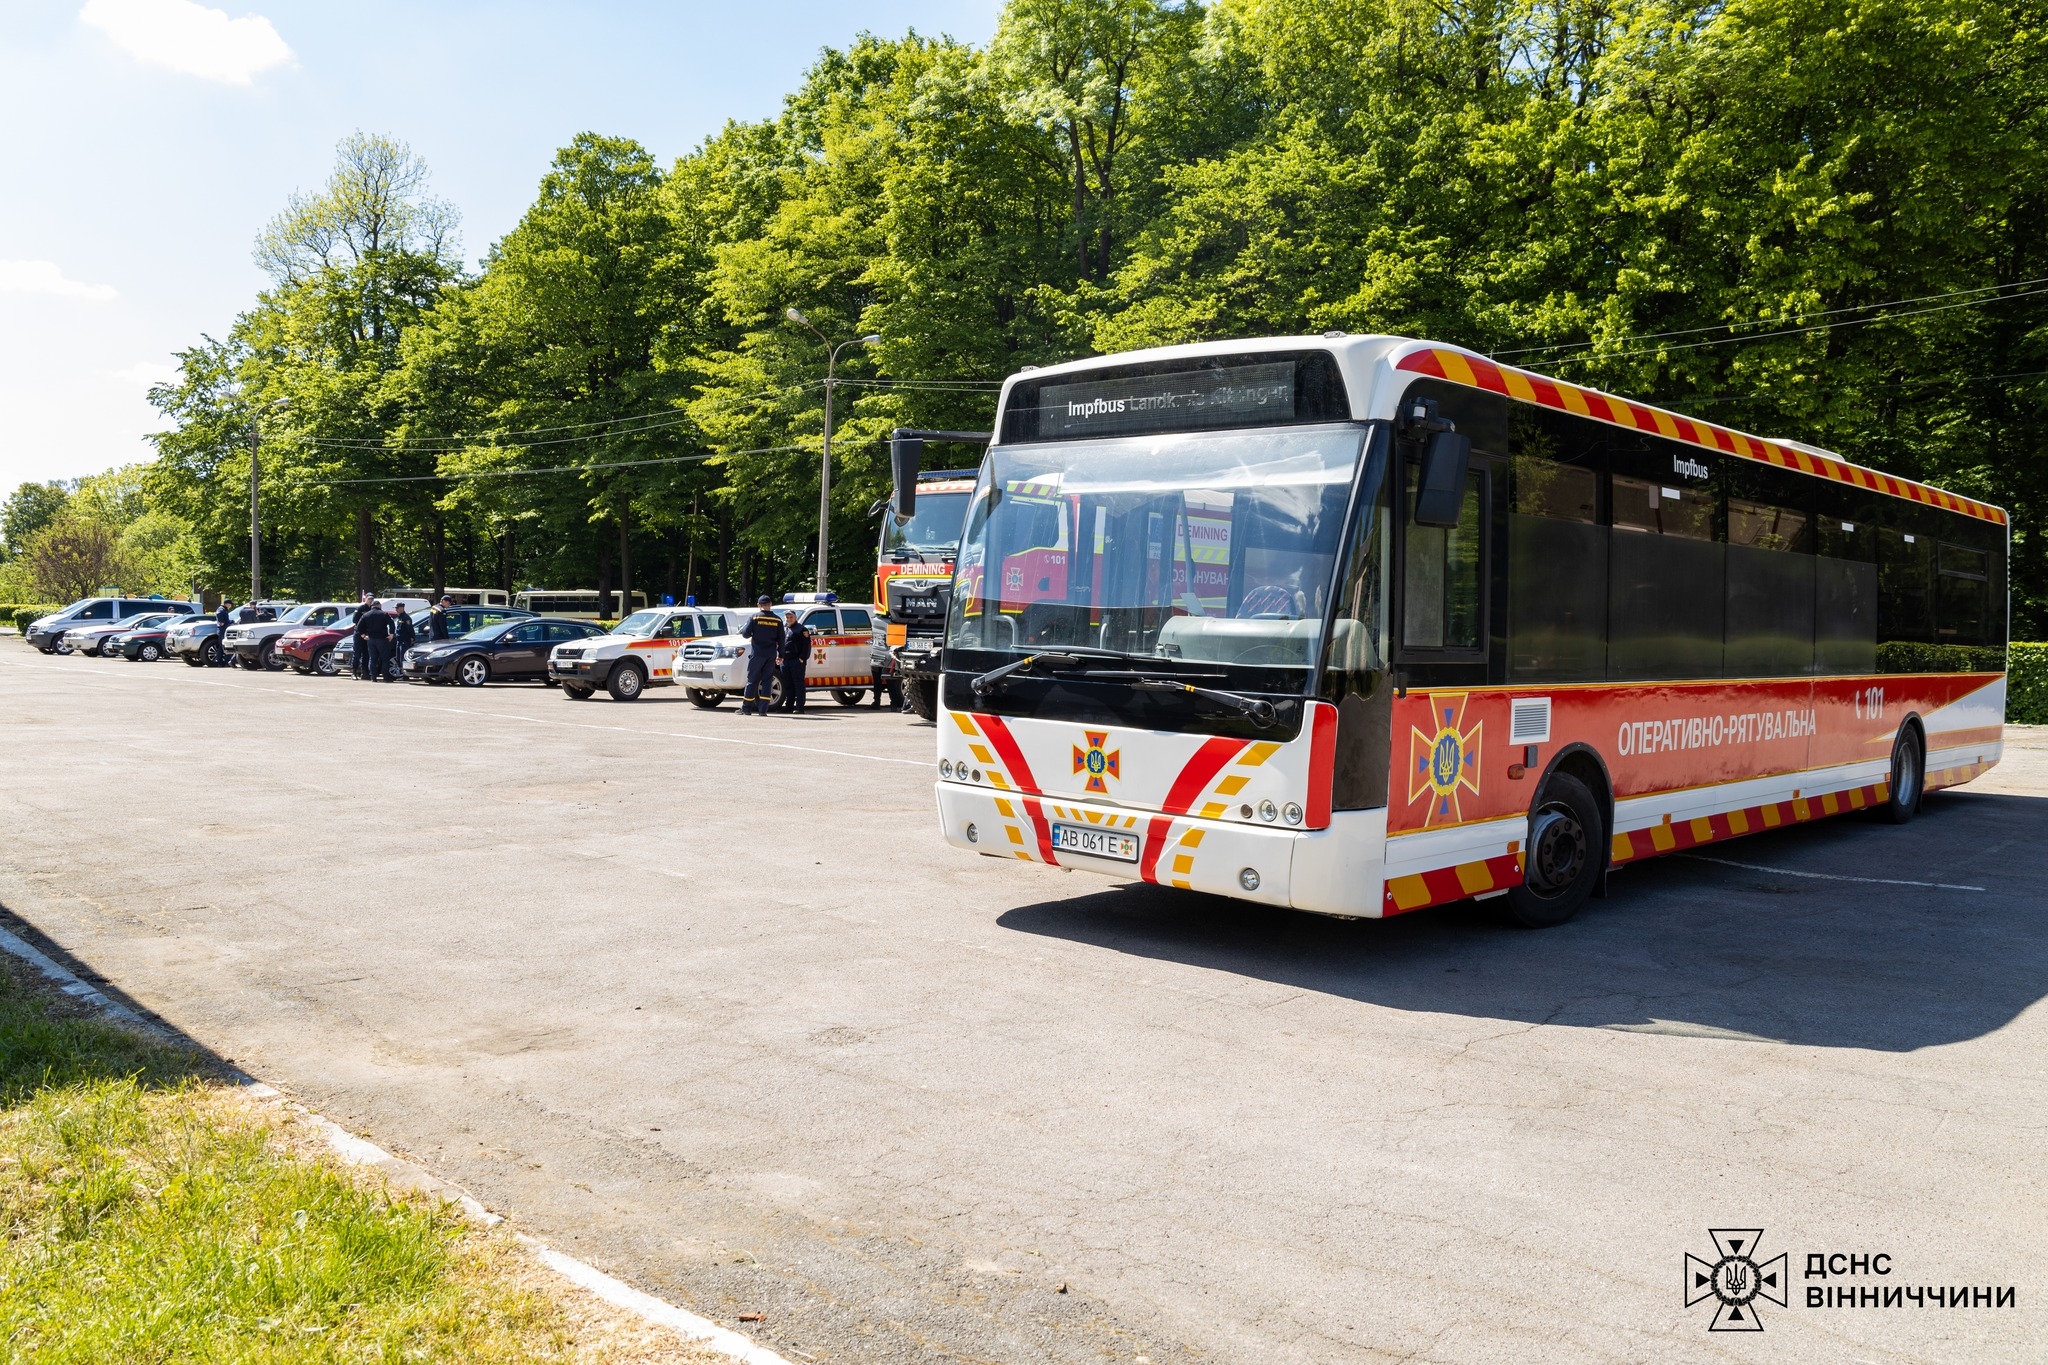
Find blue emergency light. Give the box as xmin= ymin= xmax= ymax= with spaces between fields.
xmin=782 ymin=592 xmax=837 ymax=604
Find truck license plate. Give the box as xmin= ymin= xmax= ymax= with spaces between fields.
xmin=1050 ymin=823 xmax=1139 ymax=862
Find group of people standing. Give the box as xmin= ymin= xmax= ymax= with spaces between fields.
xmin=736 ymin=594 xmax=816 ymax=715
xmin=347 ymin=595 xmax=412 ymax=681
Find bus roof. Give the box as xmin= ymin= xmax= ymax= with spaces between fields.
xmin=993 ymin=334 xmax=2005 ymax=527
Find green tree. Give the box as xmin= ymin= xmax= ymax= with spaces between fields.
xmin=1 ymin=482 xmax=72 ymax=556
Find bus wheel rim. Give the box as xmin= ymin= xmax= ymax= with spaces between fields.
xmin=1527 ymin=806 xmax=1584 ymax=894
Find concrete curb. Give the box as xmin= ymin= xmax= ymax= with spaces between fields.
xmin=0 ymin=925 xmax=794 ymax=1365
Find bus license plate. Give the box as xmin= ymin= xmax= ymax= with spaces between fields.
xmin=1051 ymin=823 xmax=1138 ymax=862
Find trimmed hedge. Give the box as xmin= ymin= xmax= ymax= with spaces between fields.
xmin=2011 ymin=643 xmax=2048 ymax=725
xmin=5 ymin=605 xmax=59 ymax=635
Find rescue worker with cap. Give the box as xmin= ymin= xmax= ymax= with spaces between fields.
xmin=738 ymin=594 xmax=783 ymax=715
xmin=776 ymin=609 xmax=812 ymax=713
xmin=213 ymin=599 xmax=233 ymax=664
xmin=429 ymin=595 xmax=453 ymax=641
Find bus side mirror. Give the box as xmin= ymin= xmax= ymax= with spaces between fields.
xmin=1413 ymin=430 xmax=1471 ymax=526
xmin=890 ymin=434 xmax=923 ymax=520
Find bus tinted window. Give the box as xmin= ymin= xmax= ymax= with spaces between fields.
xmin=1878 ymin=528 xmax=1933 ymax=645
xmin=1726 ymin=499 xmax=1816 ymax=677
xmin=1507 ymin=406 xmax=1605 ymax=681
xmin=1937 ymin=543 xmax=1992 ymax=647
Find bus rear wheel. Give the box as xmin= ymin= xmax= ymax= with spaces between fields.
xmin=1878 ymin=724 xmax=1924 ymax=824
xmin=1505 ymin=773 xmax=1603 ymax=929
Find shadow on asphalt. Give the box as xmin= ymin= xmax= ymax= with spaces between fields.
xmin=997 ymin=788 xmax=2048 ymax=1051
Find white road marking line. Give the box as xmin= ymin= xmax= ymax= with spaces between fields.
xmin=1 ymin=653 xmax=928 ymax=768
xmin=1677 ymin=853 xmax=1985 ymax=892
xmin=0 ymin=925 xmax=789 ymax=1365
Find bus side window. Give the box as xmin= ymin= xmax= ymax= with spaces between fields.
xmin=1936 ymin=543 xmax=1991 ymax=648
xmin=1507 ymin=405 xmax=1604 ymax=681
xmin=1724 ymin=484 xmax=1814 ymax=679
xmin=1606 ymin=437 xmax=1723 ymax=681
xmin=1402 ymin=467 xmax=1482 ymax=652
xmin=1877 ymin=526 xmax=1933 ymax=653
xmin=1815 ymin=507 xmax=1877 ymax=675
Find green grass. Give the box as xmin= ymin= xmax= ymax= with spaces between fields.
xmin=0 ymin=957 xmax=587 ymax=1363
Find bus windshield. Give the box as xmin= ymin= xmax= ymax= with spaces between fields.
xmin=945 ymin=423 xmax=1368 ymax=691
xmin=882 ymin=490 xmax=971 ymax=559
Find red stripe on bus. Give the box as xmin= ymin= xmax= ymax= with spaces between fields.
xmin=1021 ymin=796 xmax=1060 ymax=866
xmin=1141 ymin=737 xmax=1251 ymax=883
xmin=1307 ymin=702 xmax=1337 ymax=829
xmin=973 ymin=713 xmax=1040 ymax=794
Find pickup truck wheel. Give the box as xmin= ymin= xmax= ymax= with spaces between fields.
xmin=833 ymin=688 xmax=866 ymax=707
xmin=607 ymin=660 xmax=646 ymax=701
xmin=686 ymin=688 xmax=725 ymax=709
xmin=259 ymin=640 xmax=285 ymax=671
xmin=456 ymin=655 xmax=490 ymax=688
xmin=201 ymin=638 xmax=223 ymax=666
xmin=562 ymin=683 xmax=594 ymax=700
xmin=312 ymin=646 xmax=336 ymax=677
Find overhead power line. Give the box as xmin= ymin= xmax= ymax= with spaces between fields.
xmin=1498 ymin=276 xmax=2048 ymax=366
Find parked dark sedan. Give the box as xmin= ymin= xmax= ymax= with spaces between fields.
xmin=332 ymin=605 xmax=533 ymax=677
xmin=113 ymin=614 xmax=204 ymax=661
xmin=402 ymin=616 xmax=604 ymax=686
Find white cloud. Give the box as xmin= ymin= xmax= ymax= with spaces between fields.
xmin=79 ymin=0 xmax=292 ymax=86
xmin=110 ymin=360 xmax=179 ymax=388
xmin=0 ymin=260 xmax=119 ymax=301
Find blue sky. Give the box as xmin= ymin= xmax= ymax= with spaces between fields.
xmin=0 ymin=1 xmax=1003 ymax=490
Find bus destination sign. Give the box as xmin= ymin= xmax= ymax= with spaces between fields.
xmin=1037 ymin=361 xmax=1296 ymax=438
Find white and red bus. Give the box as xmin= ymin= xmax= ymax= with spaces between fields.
xmin=907 ymin=336 xmax=2007 ymax=926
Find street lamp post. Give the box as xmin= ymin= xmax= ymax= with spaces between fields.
xmin=786 ymin=308 xmax=879 ymax=592
xmin=248 ymin=397 xmax=289 ymax=601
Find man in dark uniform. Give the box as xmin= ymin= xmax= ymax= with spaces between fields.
xmin=359 ymin=600 xmax=394 ymax=682
xmin=390 ymin=601 xmax=416 ymax=678
xmin=213 ymin=599 xmax=232 ymax=664
xmin=738 ymin=595 xmax=783 ymax=715
xmin=429 ymin=596 xmax=453 ymax=641
xmin=777 ymin=609 xmax=812 ymax=713
xmin=350 ymin=593 xmax=373 ymax=679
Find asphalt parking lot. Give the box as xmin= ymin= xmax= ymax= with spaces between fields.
xmin=1 ymin=641 xmax=2042 ymax=1364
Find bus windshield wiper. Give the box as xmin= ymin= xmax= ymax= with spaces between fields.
xmin=1130 ymin=677 xmax=1278 ymax=728
xmin=970 ymin=651 xmax=1091 ymax=696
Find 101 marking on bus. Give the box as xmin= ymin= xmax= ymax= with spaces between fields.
xmin=1854 ymin=686 xmax=1886 ymax=719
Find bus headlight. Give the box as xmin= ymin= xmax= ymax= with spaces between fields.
xmin=1238 ymin=867 xmax=1261 ymax=891
xmin=939 ymin=759 xmax=953 ymax=778
xmin=965 ymin=823 xmax=979 ymax=844
xmin=1258 ymin=800 xmax=1278 ymax=823
xmin=1283 ymin=802 xmax=1303 ymax=825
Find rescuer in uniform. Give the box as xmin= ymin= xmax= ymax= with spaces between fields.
xmin=777 ymin=609 xmax=811 ymax=713
xmin=358 ymin=600 xmax=394 ymax=683
xmin=213 ymin=599 xmax=233 ymax=664
xmin=738 ymin=595 xmax=783 ymax=716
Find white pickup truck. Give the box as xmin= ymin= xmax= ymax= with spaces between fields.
xmin=546 ymin=604 xmax=736 ymax=701
xmin=673 ymin=594 xmax=878 ymax=710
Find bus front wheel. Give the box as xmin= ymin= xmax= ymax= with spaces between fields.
xmin=1505 ymin=773 xmax=1603 ymax=929
xmin=1878 ymin=724 xmax=1924 ymax=824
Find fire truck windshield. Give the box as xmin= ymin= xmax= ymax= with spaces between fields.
xmin=881 ymin=491 xmax=972 ymax=559
xmin=945 ymin=423 xmax=1369 ymax=694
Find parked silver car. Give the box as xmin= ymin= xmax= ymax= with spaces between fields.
xmin=25 ymin=596 xmax=202 ymax=654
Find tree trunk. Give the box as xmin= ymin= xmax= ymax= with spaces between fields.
xmin=356 ymin=505 xmax=374 ymax=597
xmin=499 ymin=526 xmax=515 ymax=599
xmin=595 ymin=530 xmax=614 ymax=622
xmin=1069 ymin=121 xmax=1088 ymax=274
xmin=431 ymin=514 xmax=447 ymax=601
xmin=717 ymin=510 xmax=731 ymax=604
xmin=617 ymin=510 xmax=632 ymax=618
xmin=665 ymin=530 xmax=678 ymax=605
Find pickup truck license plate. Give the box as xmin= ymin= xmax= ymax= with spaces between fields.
xmin=1050 ymin=823 xmax=1139 ymax=862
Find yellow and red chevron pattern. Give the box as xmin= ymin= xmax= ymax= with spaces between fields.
xmin=1927 ymin=759 xmax=1994 ymax=791
xmin=1608 ymin=779 xmax=1890 ymax=865
xmin=1384 ymin=850 xmax=1526 ymax=916
xmin=1383 ymin=777 xmax=1893 ymax=916
xmin=1396 ymin=347 xmax=2006 ymax=526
